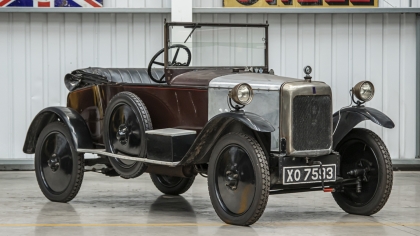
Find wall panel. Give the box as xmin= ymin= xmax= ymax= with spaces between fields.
xmin=11 ymin=13 xmax=29 ymax=160
xmin=0 ymin=14 xmax=11 ymax=161
xmin=104 ymin=0 xmax=171 ymax=8
xmin=0 ymin=13 xmax=169 ymax=160
xmin=382 ymin=14 xmax=401 ymax=159
xmin=380 ymin=0 xmax=417 ymax=7
xmin=365 ymin=14 xmax=384 ymax=137
xmin=193 ymin=0 xmax=223 ymax=8
xmin=400 ymin=13 xmax=417 ymax=159
xmin=0 ymin=12 xmax=416 ymax=160
xmin=192 ymin=13 xmax=416 ymax=159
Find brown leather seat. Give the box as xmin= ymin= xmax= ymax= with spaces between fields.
xmin=77 ymin=67 xmax=164 ymax=84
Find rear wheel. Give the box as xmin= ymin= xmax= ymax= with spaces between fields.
xmin=208 ymin=133 xmax=270 ymax=226
xmin=150 ymin=174 xmax=195 ymax=195
xmin=332 ymin=128 xmax=393 ymax=215
xmin=103 ymin=92 xmax=152 ymax=179
xmin=35 ymin=122 xmax=84 ymax=202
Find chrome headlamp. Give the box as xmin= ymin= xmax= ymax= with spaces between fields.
xmin=353 ymin=81 xmax=375 ymax=102
xmin=229 ymin=83 xmax=254 ymax=106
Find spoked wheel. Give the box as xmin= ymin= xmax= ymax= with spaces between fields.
xmin=150 ymin=174 xmax=195 ymax=195
xmin=332 ymin=128 xmax=393 ymax=215
xmin=208 ymin=133 xmax=270 ymax=226
xmin=104 ymin=92 xmax=152 ymax=179
xmin=35 ymin=122 xmax=84 ymax=202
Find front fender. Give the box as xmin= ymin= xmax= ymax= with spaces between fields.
xmin=332 ymin=106 xmax=394 ymax=149
xmin=178 ymin=111 xmax=275 ymax=165
xmin=23 ymin=107 xmax=93 ymax=154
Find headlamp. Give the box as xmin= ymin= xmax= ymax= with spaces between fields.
xmin=353 ymin=81 xmax=375 ymax=102
xmin=229 ymin=83 xmax=254 ymax=106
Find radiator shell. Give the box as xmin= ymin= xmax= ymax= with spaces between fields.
xmin=280 ymin=81 xmax=333 ymax=157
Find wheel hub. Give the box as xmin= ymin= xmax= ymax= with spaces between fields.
xmin=116 ymin=124 xmax=129 ymax=145
xmin=347 ymin=159 xmax=372 ymax=181
xmin=337 ymin=139 xmax=381 ymax=206
xmin=214 ymin=144 xmax=257 ymax=216
xmin=225 ymin=170 xmax=239 ymax=190
xmin=47 ymin=154 xmax=60 ymax=172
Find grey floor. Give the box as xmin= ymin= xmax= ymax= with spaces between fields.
xmin=0 ymin=171 xmax=419 ymax=236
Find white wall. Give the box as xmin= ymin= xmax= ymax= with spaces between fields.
xmin=193 ymin=0 xmax=223 ymax=7
xmin=103 ymin=0 xmax=171 ymax=8
xmin=380 ymin=0 xmax=420 ymax=7
xmin=0 ymin=13 xmax=169 ymax=160
xmin=193 ymin=13 xmax=417 ymax=160
xmin=101 ymin=0 xmax=224 ymax=8
xmin=0 ymin=12 xmax=417 ymax=160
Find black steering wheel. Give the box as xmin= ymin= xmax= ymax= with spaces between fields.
xmin=147 ymin=44 xmax=192 ymax=83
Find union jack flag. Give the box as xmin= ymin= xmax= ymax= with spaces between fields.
xmin=0 ymin=0 xmax=103 ymax=7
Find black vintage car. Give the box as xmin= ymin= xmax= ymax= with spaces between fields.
xmin=23 ymin=21 xmax=394 ymax=226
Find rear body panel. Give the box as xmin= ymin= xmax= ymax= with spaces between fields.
xmin=67 ymin=84 xmax=208 ymax=145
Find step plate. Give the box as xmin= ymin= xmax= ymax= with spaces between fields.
xmin=77 ymin=149 xmax=180 ymax=167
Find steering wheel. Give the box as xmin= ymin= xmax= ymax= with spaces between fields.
xmin=147 ymin=44 xmax=192 ymax=83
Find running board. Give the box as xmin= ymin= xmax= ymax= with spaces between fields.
xmin=77 ymin=149 xmax=180 ymax=167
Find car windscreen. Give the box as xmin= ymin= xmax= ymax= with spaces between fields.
xmin=167 ymin=25 xmax=266 ymax=68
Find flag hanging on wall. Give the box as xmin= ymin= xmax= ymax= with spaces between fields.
xmin=0 ymin=0 xmax=103 ymax=7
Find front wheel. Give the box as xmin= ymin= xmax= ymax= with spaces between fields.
xmin=332 ymin=128 xmax=393 ymax=215
xmin=208 ymin=133 xmax=270 ymax=226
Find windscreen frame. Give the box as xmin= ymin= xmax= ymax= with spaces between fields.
xmin=163 ymin=21 xmax=269 ymax=71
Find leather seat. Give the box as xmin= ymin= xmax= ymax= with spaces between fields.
xmin=77 ymin=67 xmax=164 ymax=84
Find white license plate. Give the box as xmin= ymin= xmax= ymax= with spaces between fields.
xmin=283 ymin=164 xmax=336 ymax=185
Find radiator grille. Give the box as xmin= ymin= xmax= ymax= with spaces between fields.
xmin=292 ymin=95 xmax=332 ymax=151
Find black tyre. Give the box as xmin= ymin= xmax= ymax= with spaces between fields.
xmin=150 ymin=174 xmax=195 ymax=195
xmin=35 ymin=122 xmax=84 ymax=202
xmin=332 ymin=128 xmax=393 ymax=215
xmin=104 ymin=91 xmax=152 ymax=179
xmin=208 ymin=133 xmax=270 ymax=226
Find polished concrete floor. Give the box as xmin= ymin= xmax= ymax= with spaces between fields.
xmin=0 ymin=171 xmax=419 ymax=236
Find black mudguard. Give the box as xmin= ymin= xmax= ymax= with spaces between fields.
xmin=332 ymin=106 xmax=394 ymax=149
xmin=178 ymin=111 xmax=275 ymax=165
xmin=23 ymin=107 xmax=93 ymax=154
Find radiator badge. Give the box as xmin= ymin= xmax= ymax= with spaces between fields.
xmin=312 ymin=87 xmax=316 ymax=94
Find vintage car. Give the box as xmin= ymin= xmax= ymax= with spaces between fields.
xmin=23 ymin=21 xmax=394 ymax=226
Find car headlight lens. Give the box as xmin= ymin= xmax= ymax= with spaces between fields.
xmin=229 ymin=83 xmax=254 ymax=105
xmin=353 ymin=81 xmax=375 ymax=102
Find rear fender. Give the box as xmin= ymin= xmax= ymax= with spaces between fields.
xmin=333 ymin=106 xmax=394 ymax=149
xmin=178 ymin=111 xmax=275 ymax=165
xmin=23 ymin=107 xmax=93 ymax=154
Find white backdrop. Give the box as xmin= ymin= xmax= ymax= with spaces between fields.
xmin=192 ymin=13 xmax=417 ymax=161
xmin=0 ymin=12 xmax=416 ymax=161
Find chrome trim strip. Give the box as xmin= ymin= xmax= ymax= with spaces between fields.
xmin=77 ymin=149 xmax=180 ymax=167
